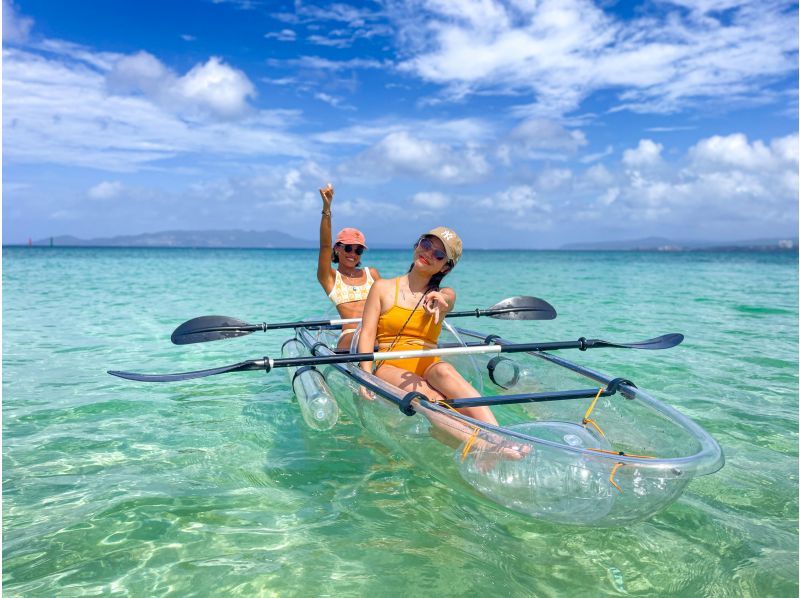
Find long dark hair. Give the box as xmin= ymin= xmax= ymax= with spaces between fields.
xmin=407 ymin=262 xmax=452 ymax=291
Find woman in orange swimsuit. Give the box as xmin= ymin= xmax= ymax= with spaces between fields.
xmin=316 ymin=183 xmax=380 ymax=349
xmin=357 ymin=227 xmax=502 ymax=428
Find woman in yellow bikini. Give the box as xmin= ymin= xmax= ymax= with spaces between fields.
xmin=357 ymin=227 xmax=502 ymax=429
xmin=316 ymin=183 xmax=380 ymax=349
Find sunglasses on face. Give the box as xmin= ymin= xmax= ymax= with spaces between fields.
xmin=338 ymin=244 xmax=364 ymax=255
xmin=417 ymin=237 xmax=447 ymax=261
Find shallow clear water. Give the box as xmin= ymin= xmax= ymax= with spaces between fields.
xmin=3 ymin=247 xmax=797 ymax=596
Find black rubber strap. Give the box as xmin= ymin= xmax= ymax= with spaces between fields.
xmin=483 ymin=334 xmax=502 ymax=344
xmin=578 ymin=337 xmax=588 ymax=351
xmin=291 ymin=365 xmax=322 ymax=385
xmin=606 ymin=377 xmax=636 ymax=394
xmin=310 ymin=341 xmax=328 ymax=356
xmin=486 ymin=356 xmax=520 ymax=389
xmin=263 ymin=357 xmax=271 ymax=374
xmin=399 ymin=391 xmax=427 ymax=416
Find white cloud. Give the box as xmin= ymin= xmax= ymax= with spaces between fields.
xmin=347 ymin=131 xmax=490 ymax=183
xmin=273 ymin=3 xmax=391 ymax=48
xmin=314 ymin=92 xmax=354 ymax=110
xmin=597 ymin=186 xmax=619 ymax=207
xmin=2 ymin=0 xmax=33 ymax=44
xmin=88 ymin=181 xmax=124 ymax=200
xmin=265 ymin=29 xmax=296 ymax=41
xmin=3 ymin=47 xmax=308 ymax=171
xmin=315 ymin=117 xmax=494 ymax=146
xmin=107 ymin=52 xmax=256 ymax=120
xmin=578 ymin=132 xmax=798 ymax=232
xmin=505 ymin=119 xmax=587 ymax=159
xmin=580 ymin=144 xmax=614 ymax=164
xmin=537 ymin=168 xmax=573 ymax=190
xmin=585 ymin=163 xmax=614 ymax=186
xmin=391 ymin=0 xmax=797 ymax=116
xmin=271 ymin=56 xmax=386 ymax=72
xmin=622 ymin=139 xmax=664 ymax=168
xmin=478 ymin=185 xmax=552 ymax=221
xmin=412 ymin=191 xmax=450 ymax=209
xmin=177 ymin=57 xmax=256 ymax=118
xmin=688 ymin=133 xmax=795 ymax=171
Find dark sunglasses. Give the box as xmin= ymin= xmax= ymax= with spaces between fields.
xmin=337 ymin=243 xmax=364 ymax=255
xmin=417 ymin=237 xmax=447 ymax=261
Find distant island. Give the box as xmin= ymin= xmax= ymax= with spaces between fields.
xmin=560 ymin=236 xmax=797 ymax=252
xmin=23 ymin=230 xmax=317 ymax=249
xmin=6 ymin=231 xmax=798 ymax=252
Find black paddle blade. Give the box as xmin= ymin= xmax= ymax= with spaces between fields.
xmin=171 ymin=315 xmax=260 ymax=345
xmin=593 ymin=333 xmax=684 ymax=350
xmin=487 ymin=296 xmax=557 ymax=320
xmin=108 ymin=359 xmax=260 ymax=382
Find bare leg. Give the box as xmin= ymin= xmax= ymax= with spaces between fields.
xmin=373 ymin=363 xmax=446 ymax=400
xmin=374 ymin=364 xmax=483 ymax=447
xmin=424 ymin=362 xmax=499 ymax=425
xmin=424 ymin=362 xmax=528 ymax=461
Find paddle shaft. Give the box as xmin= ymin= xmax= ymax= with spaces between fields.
xmin=170 ymin=297 xmax=557 ymax=345
xmin=259 ymin=338 xmax=650 ymax=370
xmin=109 ymin=334 xmax=680 ymax=382
xmin=189 ymin=307 xmax=550 ymax=334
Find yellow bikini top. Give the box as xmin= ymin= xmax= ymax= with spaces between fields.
xmin=328 ymin=268 xmax=375 ymax=306
xmin=376 ymin=278 xmax=442 ymax=347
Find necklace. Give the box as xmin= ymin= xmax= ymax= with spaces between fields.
xmin=339 ymin=268 xmax=366 ymax=292
xmin=400 ymin=278 xmax=425 ymax=303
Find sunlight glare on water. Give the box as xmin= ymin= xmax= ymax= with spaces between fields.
xmin=3 ymin=247 xmax=797 ymax=596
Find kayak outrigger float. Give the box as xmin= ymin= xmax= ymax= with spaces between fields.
xmin=109 ymin=297 xmax=724 ymax=526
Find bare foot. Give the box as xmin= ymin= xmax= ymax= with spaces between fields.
xmin=470 ymin=438 xmax=531 ymax=472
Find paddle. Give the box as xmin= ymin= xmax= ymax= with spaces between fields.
xmin=108 ymin=333 xmax=682 ymax=383
xmin=170 ymin=296 xmax=557 ymax=345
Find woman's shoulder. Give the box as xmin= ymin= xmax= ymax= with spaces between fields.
xmin=368 ymin=267 xmax=381 ymax=279
xmin=370 ymin=276 xmax=392 ymax=290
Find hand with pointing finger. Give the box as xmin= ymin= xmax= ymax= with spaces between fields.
xmin=423 ymin=290 xmax=449 ymax=324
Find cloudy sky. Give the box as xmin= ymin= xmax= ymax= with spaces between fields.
xmin=3 ymin=0 xmax=798 ymax=248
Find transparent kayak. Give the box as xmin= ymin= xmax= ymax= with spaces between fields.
xmin=289 ymin=324 xmax=724 ymax=527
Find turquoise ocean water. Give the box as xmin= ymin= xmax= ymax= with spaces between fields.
xmin=3 ymin=246 xmax=798 ymax=596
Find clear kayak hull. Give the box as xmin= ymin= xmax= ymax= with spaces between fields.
xmin=293 ymin=325 xmax=723 ymax=526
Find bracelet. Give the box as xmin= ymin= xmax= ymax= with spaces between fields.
xmin=321 ymin=209 xmax=331 ymax=216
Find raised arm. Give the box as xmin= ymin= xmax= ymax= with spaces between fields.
xmin=317 ymin=183 xmax=335 ymax=292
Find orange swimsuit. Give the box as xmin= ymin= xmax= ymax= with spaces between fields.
xmin=376 ymin=279 xmax=443 ymax=377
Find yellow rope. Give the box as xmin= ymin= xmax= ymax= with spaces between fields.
xmin=609 ymin=463 xmax=624 ymax=492
xmin=460 ymin=426 xmax=481 ymax=462
xmin=585 ymin=448 xmax=657 ymax=493
xmin=582 ymin=387 xmax=606 ymax=437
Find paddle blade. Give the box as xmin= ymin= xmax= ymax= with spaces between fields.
xmin=171 ymin=315 xmax=258 ymax=345
xmin=593 ymin=333 xmax=684 ymax=350
xmin=623 ymin=333 xmax=684 ymax=350
xmin=487 ymin=296 xmax=557 ymax=320
xmin=108 ymin=360 xmax=258 ymax=382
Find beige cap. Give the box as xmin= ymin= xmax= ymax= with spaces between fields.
xmin=425 ymin=226 xmax=462 ymax=265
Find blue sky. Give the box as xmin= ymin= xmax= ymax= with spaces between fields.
xmin=3 ymin=0 xmax=798 ymax=248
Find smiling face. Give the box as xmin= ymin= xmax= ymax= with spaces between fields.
xmin=334 ymin=243 xmax=364 ymax=268
xmin=413 ymin=235 xmax=450 ymax=274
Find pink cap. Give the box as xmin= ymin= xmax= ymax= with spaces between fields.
xmin=335 ymin=228 xmax=367 ymax=248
